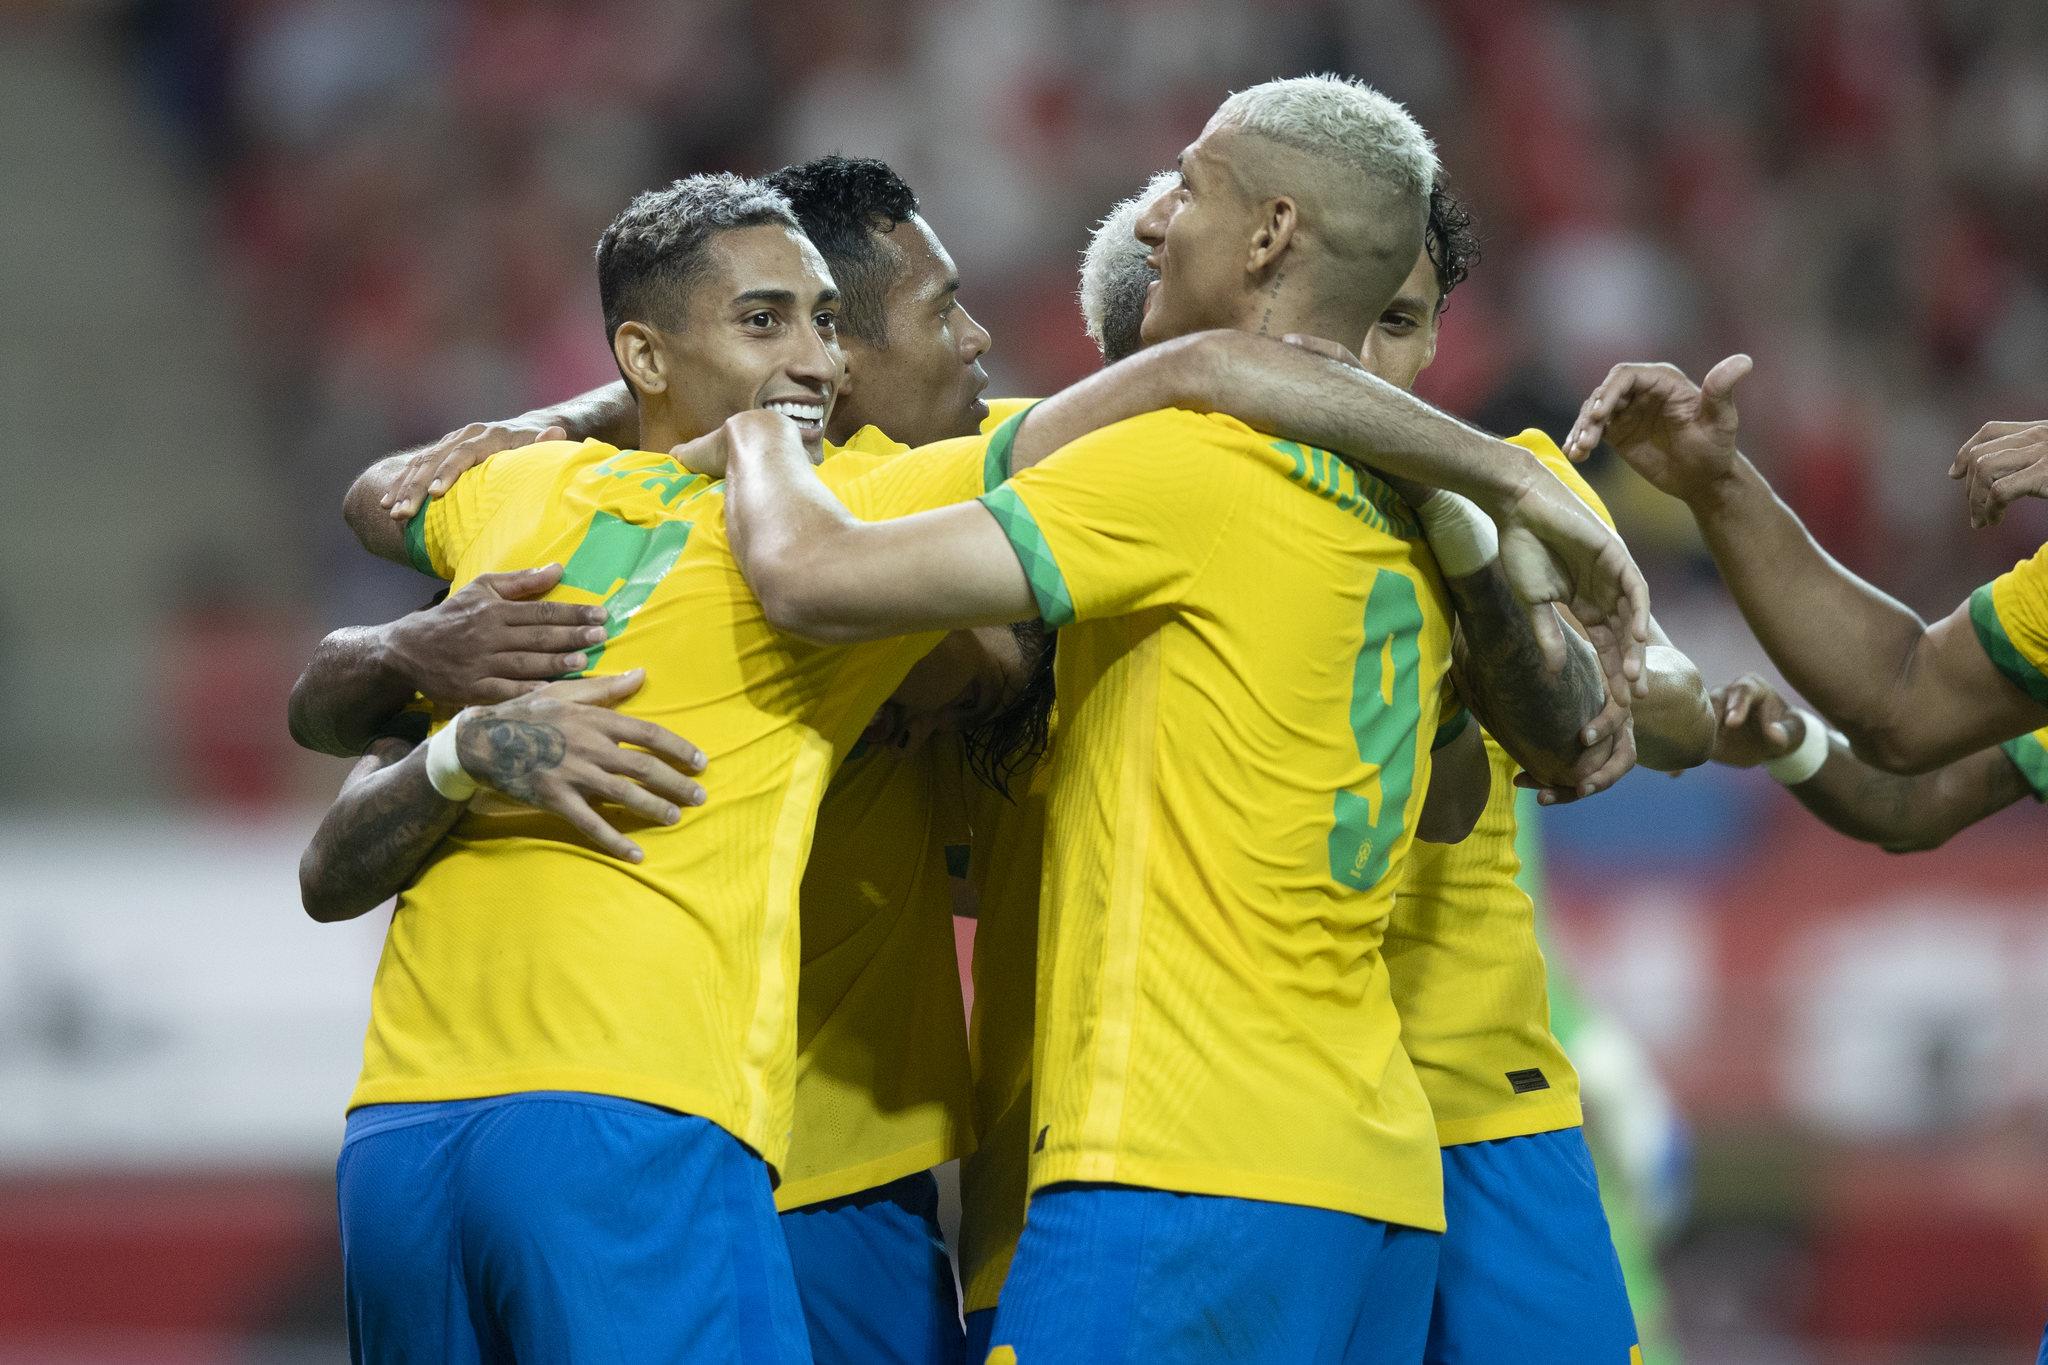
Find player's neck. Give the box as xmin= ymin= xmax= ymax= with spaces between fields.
xmin=635 ymin=398 xmax=690 ymax=457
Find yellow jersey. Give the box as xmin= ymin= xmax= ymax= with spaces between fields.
xmin=977 ymin=408 xmax=1456 ymax=1229
xmin=1384 ymin=429 xmax=1609 ymax=1147
xmin=775 ymin=734 xmax=976 ymax=1210
xmin=956 ymin=724 xmax=1054 ymax=1314
xmin=352 ymin=432 xmax=984 ymax=1175
xmin=1972 ymin=543 xmax=2048 ymax=707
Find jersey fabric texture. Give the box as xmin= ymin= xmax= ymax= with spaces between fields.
xmin=984 ymin=1183 xmax=1439 ymax=1365
xmin=978 ymin=408 xmax=1456 ymax=1230
xmin=358 ymin=431 xmax=983 ymax=1175
xmin=778 ymin=1170 xmax=962 ymax=1365
xmin=956 ymin=726 xmax=1054 ymax=1315
xmin=1972 ymin=543 xmax=2048 ymax=706
xmin=1386 ymin=429 xmax=1605 ymax=1148
xmin=1426 ymin=1128 xmax=1640 ymax=1364
xmin=338 ymin=1092 xmax=809 ymax=1364
xmin=775 ymin=735 xmax=975 ymax=1211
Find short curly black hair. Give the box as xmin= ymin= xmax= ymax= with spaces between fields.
xmin=765 ymin=156 xmax=921 ymax=344
xmin=1424 ymin=183 xmax=1480 ymax=314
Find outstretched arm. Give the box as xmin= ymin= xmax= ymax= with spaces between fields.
xmin=690 ymin=413 xmax=1035 ymax=643
xmin=1571 ymin=357 xmax=2048 ymax=771
xmin=349 ymin=381 xmax=637 ymax=527
xmin=1005 ymin=330 xmax=1650 ymax=695
xmin=287 ymin=567 xmax=609 ymax=757
xmin=298 ymin=671 xmax=709 ymax=922
xmin=1710 ymin=674 xmax=2037 ymax=851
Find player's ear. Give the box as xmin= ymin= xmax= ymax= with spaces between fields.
xmin=613 ymin=321 xmax=667 ymax=396
xmin=1247 ymin=197 xmax=1297 ymax=276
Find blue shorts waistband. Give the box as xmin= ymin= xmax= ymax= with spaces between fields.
xmin=344 ymin=1090 xmax=689 ymax=1146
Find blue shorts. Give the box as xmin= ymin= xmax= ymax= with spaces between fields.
xmin=1429 ymin=1126 xmax=1638 ymax=1363
xmin=964 ymin=1309 xmax=994 ymax=1364
xmin=337 ymin=1091 xmax=811 ymax=1364
xmin=985 ymin=1182 xmax=1439 ymax=1364
xmin=779 ymin=1170 xmax=962 ymax=1364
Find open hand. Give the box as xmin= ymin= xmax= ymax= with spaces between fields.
xmin=1566 ymin=355 xmax=1751 ymax=506
xmin=386 ymin=565 xmax=609 ymax=705
xmin=1950 ymin=420 xmax=2048 ymax=528
xmin=456 ymin=670 xmax=708 ymax=862
xmin=385 ymin=415 xmax=569 ymax=522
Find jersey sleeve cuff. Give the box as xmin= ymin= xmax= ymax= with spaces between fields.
xmin=982 ymin=404 xmax=1038 ymax=493
xmin=1970 ymin=582 xmax=2048 ymax=706
xmin=404 ymin=503 xmax=439 ymax=578
xmin=1430 ymin=707 xmax=1472 ymax=751
xmin=2000 ymin=732 xmax=2048 ymax=801
xmin=978 ymin=485 xmax=1075 ymax=629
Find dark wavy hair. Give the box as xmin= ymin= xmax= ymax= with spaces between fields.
xmin=1424 ymin=183 xmax=1480 ymax=314
xmin=765 ymin=155 xmax=921 ymax=343
xmin=960 ymin=621 xmax=1057 ymax=797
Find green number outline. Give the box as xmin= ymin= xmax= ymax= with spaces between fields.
xmin=1328 ymin=569 xmax=1425 ymax=889
xmin=558 ymin=510 xmax=693 ymax=673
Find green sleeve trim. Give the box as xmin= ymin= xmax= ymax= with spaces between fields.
xmin=404 ymin=503 xmax=438 ymax=578
xmin=977 ymin=484 xmax=1075 ymax=629
xmin=1430 ymin=707 xmax=1472 ymax=751
xmin=2000 ymin=732 xmax=2048 ymax=801
xmin=983 ymin=404 xmax=1039 ymax=493
xmin=1971 ymin=582 xmax=2048 ymax=706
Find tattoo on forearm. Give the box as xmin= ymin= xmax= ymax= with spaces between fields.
xmin=459 ymin=717 xmax=569 ymax=799
xmin=306 ymin=743 xmax=465 ymax=916
xmin=1453 ymin=566 xmax=1604 ymax=759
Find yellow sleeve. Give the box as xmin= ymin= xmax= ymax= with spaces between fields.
xmin=403 ymin=440 xmax=588 ymax=579
xmin=973 ymin=410 xmax=1247 ymax=628
xmin=980 ymin=397 xmax=1043 ymax=435
xmin=1507 ymin=428 xmax=1615 ymax=531
xmin=1973 ymin=543 xmax=2048 ymax=705
xmin=836 ymin=434 xmax=998 ymax=520
xmin=2000 ymin=727 xmax=2048 ymax=800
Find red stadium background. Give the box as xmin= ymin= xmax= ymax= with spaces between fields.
xmin=3 ymin=0 xmax=2046 ymax=1359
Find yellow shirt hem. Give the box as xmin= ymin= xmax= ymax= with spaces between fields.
xmin=1434 ymin=1096 xmax=1585 ymax=1148
xmin=1028 ymin=1152 xmax=1446 ymax=1234
xmin=773 ymin=1132 xmax=966 ymax=1213
xmin=962 ymin=1255 xmax=1012 ymax=1316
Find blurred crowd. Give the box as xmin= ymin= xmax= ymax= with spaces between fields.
xmin=123 ymin=0 xmax=2048 ymax=634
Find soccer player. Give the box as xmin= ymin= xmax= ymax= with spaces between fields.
xmin=314 ymin=172 xmax=1036 ymax=1362
xmin=299 ymin=156 xmax=1002 ymax=1365
xmin=1367 ymin=196 xmax=1716 ymax=1362
xmin=1568 ymin=361 xmax=2048 ymax=767
xmin=1707 ymin=670 xmax=2048 ymax=845
xmin=678 ymin=77 xmax=1648 ymax=1361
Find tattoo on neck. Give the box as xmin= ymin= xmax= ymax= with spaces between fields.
xmin=460 ymin=716 xmax=568 ymax=800
xmin=1257 ymin=268 xmax=1287 ymax=336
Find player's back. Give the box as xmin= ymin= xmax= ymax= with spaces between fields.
xmin=356 ymin=437 xmax=949 ymax=1172
xmin=982 ymin=409 xmax=1457 ymax=1230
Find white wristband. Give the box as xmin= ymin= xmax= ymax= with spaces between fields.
xmin=1764 ymin=708 xmax=1831 ymax=786
xmin=425 ymin=711 xmax=478 ymax=802
xmin=1415 ymin=491 xmax=1500 ymax=578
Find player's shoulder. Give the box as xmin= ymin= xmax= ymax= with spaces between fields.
xmin=980 ymin=397 xmax=1042 ymax=434
xmin=1504 ymin=427 xmax=1616 ymax=531
xmin=1503 ymin=427 xmax=1567 ymax=463
xmin=502 ymin=436 xmax=621 ymax=474
xmin=830 ymin=425 xmax=912 ymax=459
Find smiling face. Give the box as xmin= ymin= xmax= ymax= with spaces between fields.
xmin=1360 ymin=245 xmax=1443 ymax=393
xmin=831 ymin=214 xmax=992 ymax=447
xmin=617 ymin=222 xmax=846 ymax=455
